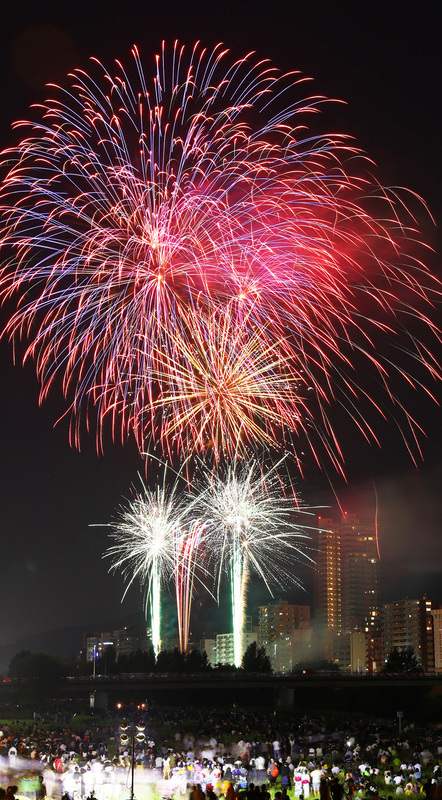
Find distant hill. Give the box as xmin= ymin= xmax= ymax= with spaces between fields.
xmin=0 ymin=611 xmax=147 ymax=675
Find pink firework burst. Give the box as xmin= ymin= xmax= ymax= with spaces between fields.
xmin=0 ymin=42 xmax=439 ymax=470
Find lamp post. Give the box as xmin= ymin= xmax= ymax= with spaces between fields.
xmin=120 ymin=723 xmax=146 ymax=800
xmin=93 ymin=644 xmax=96 ymax=679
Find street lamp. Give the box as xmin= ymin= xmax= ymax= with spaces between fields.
xmin=92 ymin=644 xmax=99 ymax=679
xmin=120 ymin=723 xmax=146 ymax=800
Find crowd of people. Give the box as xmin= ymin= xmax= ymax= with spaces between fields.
xmin=0 ymin=706 xmax=440 ymax=800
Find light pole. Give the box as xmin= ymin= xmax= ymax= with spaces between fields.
xmin=120 ymin=723 xmax=146 ymax=800
xmin=93 ymin=644 xmax=97 ymax=679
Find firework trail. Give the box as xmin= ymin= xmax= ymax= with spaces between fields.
xmin=103 ymin=470 xmax=209 ymax=656
xmin=174 ymin=518 xmax=207 ymax=653
xmin=0 ymin=42 xmax=439 ymax=469
xmin=197 ymin=458 xmax=314 ymax=667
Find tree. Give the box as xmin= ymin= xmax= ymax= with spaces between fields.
xmin=115 ymin=646 xmax=155 ymax=674
xmin=155 ymin=647 xmax=186 ymax=672
xmin=241 ymin=642 xmax=272 ymax=673
xmin=186 ymin=648 xmax=211 ymax=672
xmin=9 ymin=650 xmax=32 ymax=680
xmin=9 ymin=650 xmax=66 ymax=682
xmin=213 ymin=662 xmax=237 ymax=672
xmin=131 ymin=646 xmax=155 ymax=672
xmin=382 ymin=646 xmax=423 ymax=674
xmin=8 ymin=650 xmax=66 ymax=699
xmin=96 ymin=645 xmax=116 ymax=675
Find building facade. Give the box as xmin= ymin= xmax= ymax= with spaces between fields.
xmin=314 ymin=513 xmax=379 ymax=668
xmin=258 ymin=600 xmax=310 ymax=646
xmin=267 ymin=628 xmax=313 ymax=673
xmin=84 ymin=625 xmax=152 ymax=663
xmin=314 ymin=524 xmax=342 ymax=632
xmin=85 ymin=632 xmax=114 ymax=662
xmin=115 ymin=625 xmax=152 ymax=658
xmin=431 ymin=607 xmax=442 ymax=671
xmin=199 ymin=637 xmax=217 ymax=666
xmin=332 ymin=630 xmax=368 ymax=673
xmin=382 ymin=597 xmax=434 ymax=670
xmin=213 ymin=630 xmax=258 ymax=667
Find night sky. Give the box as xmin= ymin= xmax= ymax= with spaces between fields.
xmin=0 ymin=1 xmax=441 ymax=650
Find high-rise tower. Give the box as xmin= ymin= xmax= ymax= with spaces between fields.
xmin=314 ymin=513 xmax=379 ymax=636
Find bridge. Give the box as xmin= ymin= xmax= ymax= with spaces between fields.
xmin=2 ymin=673 xmax=441 ymax=715
xmin=61 ymin=673 xmax=442 ymax=714
xmin=65 ymin=672 xmax=442 ymax=690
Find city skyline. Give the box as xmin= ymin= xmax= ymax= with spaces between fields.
xmin=0 ymin=2 xmax=441 ymax=649
xmin=82 ymin=588 xmax=438 ymax=673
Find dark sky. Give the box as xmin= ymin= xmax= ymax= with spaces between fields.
xmin=0 ymin=1 xmax=441 ymax=649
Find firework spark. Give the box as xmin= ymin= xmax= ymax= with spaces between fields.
xmin=103 ymin=470 xmax=208 ymax=655
xmin=0 ymin=42 xmax=439 ymax=469
xmin=173 ymin=518 xmax=207 ymax=654
xmin=197 ymin=458 xmax=314 ymax=667
xmin=147 ymin=304 xmax=307 ymax=465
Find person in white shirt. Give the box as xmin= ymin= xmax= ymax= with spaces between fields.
xmin=311 ymin=767 xmax=323 ymax=795
xmin=255 ymin=755 xmax=265 ymax=771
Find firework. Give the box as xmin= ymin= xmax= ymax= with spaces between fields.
xmin=174 ymin=518 xmax=207 ymax=653
xmin=0 ymin=42 xmax=439 ymax=468
xmin=197 ymin=458 xmax=314 ymax=667
xmin=148 ymin=304 xmax=307 ymax=465
xmin=104 ymin=470 xmax=208 ymax=655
